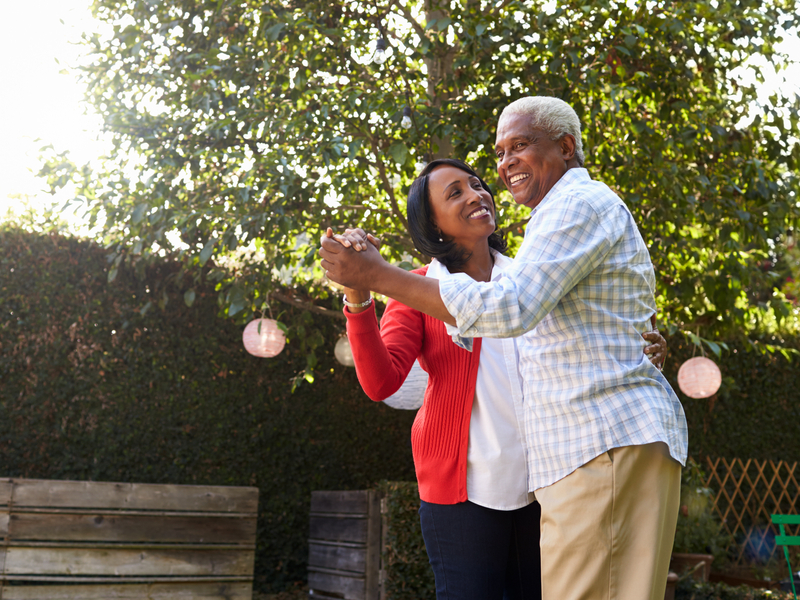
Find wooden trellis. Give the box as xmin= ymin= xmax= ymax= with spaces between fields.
xmin=704 ymin=457 xmax=800 ymax=565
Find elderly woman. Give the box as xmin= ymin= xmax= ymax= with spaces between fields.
xmin=326 ymin=158 xmax=667 ymax=600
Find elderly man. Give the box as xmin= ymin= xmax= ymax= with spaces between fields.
xmin=320 ymin=96 xmax=688 ymax=600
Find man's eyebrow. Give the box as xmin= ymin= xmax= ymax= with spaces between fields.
xmin=495 ymin=134 xmax=535 ymax=151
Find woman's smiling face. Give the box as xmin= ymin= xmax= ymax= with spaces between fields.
xmin=426 ymin=165 xmax=496 ymax=249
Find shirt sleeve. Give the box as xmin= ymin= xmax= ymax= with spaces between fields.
xmin=440 ymin=194 xmax=624 ymax=339
xmin=345 ymin=298 xmax=424 ymax=401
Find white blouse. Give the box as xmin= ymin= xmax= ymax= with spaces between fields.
xmin=427 ymin=256 xmax=533 ymax=510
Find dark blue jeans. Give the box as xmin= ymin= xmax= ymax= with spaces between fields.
xmin=419 ymin=500 xmax=542 ymax=600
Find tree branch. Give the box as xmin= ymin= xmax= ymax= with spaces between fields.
xmin=271 ymin=290 xmax=346 ymax=321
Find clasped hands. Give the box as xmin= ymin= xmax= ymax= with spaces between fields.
xmin=318 ymin=227 xmax=384 ymax=291
xmin=319 ymin=227 xmax=668 ymax=368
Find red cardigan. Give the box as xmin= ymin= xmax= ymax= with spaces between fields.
xmin=345 ymin=266 xmax=482 ymax=504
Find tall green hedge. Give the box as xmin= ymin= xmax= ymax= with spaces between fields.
xmin=3 ymin=226 xmax=800 ymax=593
xmin=0 ymin=227 xmax=416 ymax=593
xmin=662 ymin=336 xmax=800 ymax=462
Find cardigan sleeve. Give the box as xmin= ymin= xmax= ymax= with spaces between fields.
xmin=345 ymin=271 xmax=427 ymax=402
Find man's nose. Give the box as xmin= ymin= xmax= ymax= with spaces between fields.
xmin=498 ymin=152 xmax=517 ymax=171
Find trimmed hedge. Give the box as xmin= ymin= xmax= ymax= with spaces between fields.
xmin=661 ymin=336 xmax=800 ymax=462
xmin=0 ymin=227 xmax=416 ymax=593
xmin=379 ymin=481 xmax=435 ymax=599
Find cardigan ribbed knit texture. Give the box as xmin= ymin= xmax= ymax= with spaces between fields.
xmin=345 ymin=266 xmax=483 ymax=504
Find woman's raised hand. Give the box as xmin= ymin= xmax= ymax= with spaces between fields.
xmin=325 ymin=227 xmax=381 ymax=252
xmin=324 ymin=228 xmax=378 ymax=314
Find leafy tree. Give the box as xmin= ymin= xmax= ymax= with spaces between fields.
xmin=40 ymin=0 xmax=800 ymax=377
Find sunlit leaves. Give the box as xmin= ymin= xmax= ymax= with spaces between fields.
xmin=38 ymin=0 xmax=800 ymax=371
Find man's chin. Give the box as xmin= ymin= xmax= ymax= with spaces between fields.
xmin=512 ymin=192 xmax=533 ymax=207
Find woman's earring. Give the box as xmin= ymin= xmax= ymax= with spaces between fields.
xmin=438 ymin=236 xmax=443 ymax=242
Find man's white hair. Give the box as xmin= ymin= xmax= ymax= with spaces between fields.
xmin=499 ymin=96 xmax=585 ymax=166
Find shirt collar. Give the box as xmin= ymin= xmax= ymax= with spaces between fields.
xmin=427 ymin=250 xmax=512 ymax=281
xmin=533 ymin=167 xmax=590 ymax=215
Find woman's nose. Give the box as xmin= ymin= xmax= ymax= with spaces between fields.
xmin=465 ymin=187 xmax=483 ymax=203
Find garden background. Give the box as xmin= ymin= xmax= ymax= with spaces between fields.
xmin=2 ymin=0 xmax=800 ymax=595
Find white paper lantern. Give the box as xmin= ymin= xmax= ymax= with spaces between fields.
xmin=677 ymin=356 xmax=722 ymax=399
xmin=243 ymin=318 xmax=285 ymax=358
xmin=334 ymin=335 xmax=355 ymax=367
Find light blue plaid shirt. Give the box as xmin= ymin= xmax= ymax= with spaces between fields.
xmin=440 ymin=168 xmax=688 ymax=490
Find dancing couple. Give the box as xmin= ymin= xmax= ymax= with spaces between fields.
xmin=319 ymin=96 xmax=688 ymax=600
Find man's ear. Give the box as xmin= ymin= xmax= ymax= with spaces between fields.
xmin=560 ymin=134 xmax=577 ymax=162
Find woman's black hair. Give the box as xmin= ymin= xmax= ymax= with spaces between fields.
xmin=406 ymin=158 xmax=507 ymax=272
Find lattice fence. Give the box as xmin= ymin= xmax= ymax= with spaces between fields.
xmin=704 ymin=457 xmax=800 ymax=565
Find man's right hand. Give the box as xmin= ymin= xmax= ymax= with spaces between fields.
xmin=319 ymin=230 xmax=389 ymax=290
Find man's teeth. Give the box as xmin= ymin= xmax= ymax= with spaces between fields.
xmin=469 ymin=208 xmax=489 ymax=219
xmin=510 ymin=174 xmax=529 ymax=184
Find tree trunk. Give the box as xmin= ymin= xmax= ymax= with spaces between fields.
xmin=424 ymin=0 xmax=455 ymax=159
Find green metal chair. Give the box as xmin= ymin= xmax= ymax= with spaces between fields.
xmin=772 ymin=514 xmax=800 ymax=600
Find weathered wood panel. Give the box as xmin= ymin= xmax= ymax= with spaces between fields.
xmin=0 ymin=582 xmax=252 ymax=599
xmin=0 ymin=511 xmax=9 ymax=538
xmin=0 ymin=480 xmax=13 ymax=506
xmin=0 ymin=547 xmax=255 ymax=577
xmin=309 ymin=517 xmax=367 ymax=544
xmin=1 ymin=479 xmax=259 ymax=514
xmin=308 ymin=570 xmax=366 ymax=600
xmin=7 ymin=512 xmax=257 ymax=544
xmin=308 ymin=490 xmax=382 ymax=600
xmin=309 ymin=542 xmax=366 ymax=573
xmin=311 ymin=491 xmax=370 ymax=515
xmin=363 ymin=491 xmax=381 ymax=600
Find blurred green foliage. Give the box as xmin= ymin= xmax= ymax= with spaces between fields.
xmin=0 ymin=226 xmax=416 ymax=593
xmin=664 ymin=335 xmax=800 ymax=461
xmin=378 ymin=481 xmax=435 ymax=600
xmin=35 ymin=0 xmax=800 ymax=377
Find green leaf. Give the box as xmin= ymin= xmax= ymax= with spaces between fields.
xmin=227 ymin=285 xmax=247 ymax=317
xmin=388 ymin=143 xmax=408 ymax=165
xmin=265 ymin=23 xmax=284 ymax=41
xmin=131 ymin=204 xmax=147 ymax=225
xmin=199 ymin=238 xmax=216 ymax=266
xmin=184 ymin=289 xmax=196 ymax=307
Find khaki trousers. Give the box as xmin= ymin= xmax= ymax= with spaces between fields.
xmin=535 ymin=442 xmax=681 ymax=600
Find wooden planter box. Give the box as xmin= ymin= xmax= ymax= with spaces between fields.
xmin=669 ymin=552 xmax=714 ymax=582
xmin=307 ymin=491 xmax=382 ymax=600
xmin=0 ymin=477 xmax=259 ymax=599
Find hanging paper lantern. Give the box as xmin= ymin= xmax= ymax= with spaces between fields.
xmin=677 ymin=356 xmax=721 ymax=399
xmin=242 ymin=318 xmax=285 ymax=358
xmin=334 ymin=335 xmax=355 ymax=367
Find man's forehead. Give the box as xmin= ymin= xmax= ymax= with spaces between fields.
xmin=495 ymin=114 xmax=537 ymax=143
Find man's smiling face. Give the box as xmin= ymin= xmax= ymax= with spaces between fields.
xmin=494 ymin=113 xmax=575 ymax=210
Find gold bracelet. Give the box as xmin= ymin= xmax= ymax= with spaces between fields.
xmin=343 ymin=295 xmax=373 ymax=309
